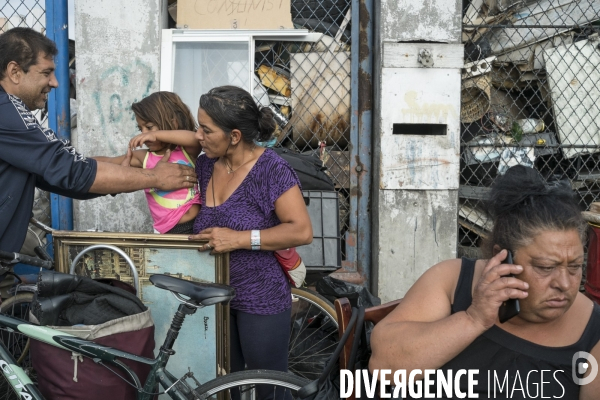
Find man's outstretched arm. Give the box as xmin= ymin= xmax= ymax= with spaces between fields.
xmin=89 ymin=149 xmax=196 ymax=194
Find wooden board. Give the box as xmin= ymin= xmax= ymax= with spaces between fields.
xmin=383 ymin=43 xmax=464 ymax=69
xmin=583 ymin=211 xmax=600 ymax=225
xmin=590 ymin=203 xmax=600 ymax=214
xmin=459 ymin=203 xmax=493 ymax=232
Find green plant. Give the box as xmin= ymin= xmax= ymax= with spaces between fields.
xmin=511 ymin=121 xmax=523 ymax=143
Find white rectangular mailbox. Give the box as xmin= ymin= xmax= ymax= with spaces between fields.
xmin=379 ymin=43 xmax=463 ymax=190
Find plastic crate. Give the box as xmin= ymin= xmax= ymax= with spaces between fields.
xmin=297 ymin=191 xmax=341 ymax=269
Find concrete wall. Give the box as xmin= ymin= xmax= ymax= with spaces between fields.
xmin=376 ymin=190 xmax=458 ymax=299
xmin=381 ymin=0 xmax=461 ymax=43
xmin=373 ymin=0 xmax=463 ymax=302
xmin=73 ymin=0 xmax=167 ymax=232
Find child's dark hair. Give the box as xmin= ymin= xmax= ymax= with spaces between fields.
xmin=131 ymin=92 xmax=196 ymax=131
xmin=483 ymin=165 xmax=586 ymax=257
xmin=199 ymin=86 xmax=276 ymax=143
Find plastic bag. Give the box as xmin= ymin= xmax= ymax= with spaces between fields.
xmin=315 ymin=276 xmax=380 ymax=308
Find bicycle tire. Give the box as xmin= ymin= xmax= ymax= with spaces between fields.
xmin=0 ymin=293 xmax=35 ymax=400
xmin=289 ymin=287 xmax=339 ymax=381
xmin=291 ymin=287 xmax=337 ymax=324
xmin=193 ymin=369 xmax=309 ymax=399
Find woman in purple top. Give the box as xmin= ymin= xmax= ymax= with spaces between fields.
xmin=189 ymin=86 xmax=312 ymax=399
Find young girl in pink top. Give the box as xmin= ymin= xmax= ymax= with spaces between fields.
xmin=94 ymin=92 xmax=201 ymax=234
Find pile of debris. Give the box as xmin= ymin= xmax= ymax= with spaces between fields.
xmin=458 ymin=0 xmax=600 ymax=254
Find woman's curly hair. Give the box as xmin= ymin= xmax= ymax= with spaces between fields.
xmin=482 ymin=165 xmax=586 ymax=257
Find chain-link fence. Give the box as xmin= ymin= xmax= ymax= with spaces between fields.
xmin=255 ymin=0 xmax=352 ymax=267
xmin=459 ymin=0 xmax=600 ymax=260
xmin=1 ymin=0 xmax=52 ymax=253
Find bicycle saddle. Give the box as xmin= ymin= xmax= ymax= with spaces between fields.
xmin=149 ymin=274 xmax=235 ymax=307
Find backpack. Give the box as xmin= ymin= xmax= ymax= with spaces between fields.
xmin=273 ymin=148 xmax=335 ymax=191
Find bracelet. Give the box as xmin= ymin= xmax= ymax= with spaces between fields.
xmin=251 ymin=230 xmax=261 ymax=251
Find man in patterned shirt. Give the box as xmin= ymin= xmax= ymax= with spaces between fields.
xmin=0 ymin=27 xmax=197 ymax=252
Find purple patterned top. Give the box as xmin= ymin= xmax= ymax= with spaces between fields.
xmin=193 ymin=149 xmax=300 ymax=315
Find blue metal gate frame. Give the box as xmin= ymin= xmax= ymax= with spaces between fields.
xmin=341 ymin=0 xmax=374 ymax=288
xmin=46 ymin=0 xmax=72 ymax=231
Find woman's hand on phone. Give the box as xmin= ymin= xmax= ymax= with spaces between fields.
xmin=466 ymin=249 xmax=529 ymax=329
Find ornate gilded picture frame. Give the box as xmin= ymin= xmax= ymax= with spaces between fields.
xmin=52 ymin=231 xmax=230 ymax=384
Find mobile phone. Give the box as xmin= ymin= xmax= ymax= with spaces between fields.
xmin=498 ymin=250 xmax=520 ymax=323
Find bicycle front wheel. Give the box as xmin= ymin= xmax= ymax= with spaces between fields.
xmin=289 ymin=287 xmax=338 ymax=381
xmin=193 ymin=370 xmax=309 ymax=399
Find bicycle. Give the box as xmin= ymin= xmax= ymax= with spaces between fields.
xmin=0 ymin=236 xmax=338 ymax=398
xmin=62 ymin=241 xmax=340 ymax=383
xmin=0 ymin=251 xmax=311 ymax=400
xmin=0 ymin=249 xmax=53 ymax=400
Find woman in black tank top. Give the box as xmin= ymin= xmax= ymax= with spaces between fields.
xmin=369 ymin=166 xmax=600 ymax=400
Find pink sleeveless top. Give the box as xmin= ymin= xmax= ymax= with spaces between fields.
xmin=143 ymin=146 xmax=201 ymax=233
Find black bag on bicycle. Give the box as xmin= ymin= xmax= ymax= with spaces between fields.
xmin=29 ymin=271 xmax=156 ymax=400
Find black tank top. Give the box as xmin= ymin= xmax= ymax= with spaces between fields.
xmin=437 ymin=258 xmax=600 ymax=399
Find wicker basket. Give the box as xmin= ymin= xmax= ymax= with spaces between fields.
xmin=461 ymin=75 xmax=492 ymax=123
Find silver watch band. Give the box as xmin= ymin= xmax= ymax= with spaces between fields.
xmin=251 ymin=230 xmax=261 ymax=250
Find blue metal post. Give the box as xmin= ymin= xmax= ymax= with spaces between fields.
xmin=346 ymin=0 xmax=373 ymax=286
xmin=46 ymin=0 xmax=73 ymax=231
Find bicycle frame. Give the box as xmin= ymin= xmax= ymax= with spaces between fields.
xmin=0 ymin=341 xmax=41 ymax=400
xmin=0 ymin=304 xmax=203 ymax=400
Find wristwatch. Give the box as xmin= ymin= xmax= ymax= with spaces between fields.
xmin=251 ymin=230 xmax=261 ymax=251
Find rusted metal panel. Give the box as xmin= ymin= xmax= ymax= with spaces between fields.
xmin=336 ymin=0 xmax=373 ymax=287
xmin=290 ymin=51 xmax=350 ymax=148
xmin=379 ymin=66 xmax=461 ymax=190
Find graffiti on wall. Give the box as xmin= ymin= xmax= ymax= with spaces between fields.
xmin=91 ymin=58 xmax=155 ymax=153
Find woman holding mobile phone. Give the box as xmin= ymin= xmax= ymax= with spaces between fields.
xmin=369 ymin=165 xmax=600 ymax=400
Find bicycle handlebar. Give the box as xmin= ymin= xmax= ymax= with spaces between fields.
xmin=0 ymin=250 xmax=53 ymax=269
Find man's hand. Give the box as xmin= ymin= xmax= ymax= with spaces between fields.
xmin=129 ymin=132 xmax=157 ymax=149
xmin=150 ymin=150 xmax=196 ymax=191
xmin=466 ymin=249 xmax=529 ymax=330
xmin=120 ymin=147 xmax=133 ymax=167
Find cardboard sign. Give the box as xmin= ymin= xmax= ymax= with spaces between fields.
xmin=177 ymin=0 xmax=294 ymax=30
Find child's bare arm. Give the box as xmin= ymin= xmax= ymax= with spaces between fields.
xmin=93 ymin=148 xmax=146 ymax=168
xmin=130 ymin=130 xmax=202 ymax=159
